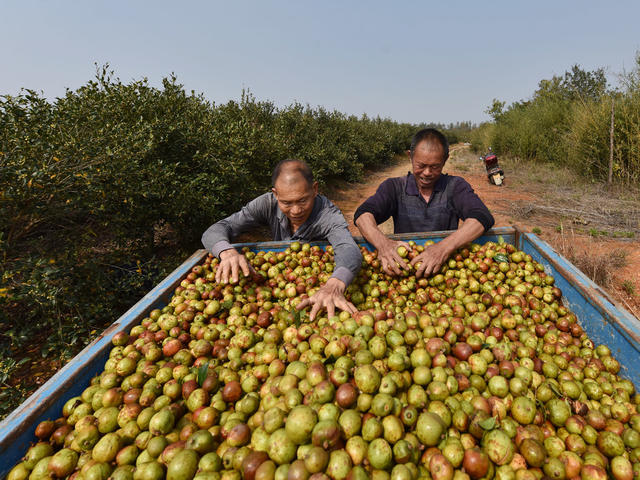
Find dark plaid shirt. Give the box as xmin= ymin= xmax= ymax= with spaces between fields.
xmin=354 ymin=172 xmax=494 ymax=234
xmin=202 ymin=193 xmax=362 ymax=286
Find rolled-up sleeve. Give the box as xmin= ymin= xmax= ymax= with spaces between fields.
xmin=318 ymin=203 xmax=362 ymax=286
xmin=353 ymin=178 xmax=397 ymax=226
xmin=451 ymin=179 xmax=495 ymax=232
xmin=201 ymin=193 xmax=272 ymax=257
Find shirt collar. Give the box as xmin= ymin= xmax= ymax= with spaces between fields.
xmin=405 ymin=172 xmax=448 ymax=196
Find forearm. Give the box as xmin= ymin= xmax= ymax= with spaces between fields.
xmin=321 ymin=239 xmax=358 ymax=288
xmin=202 ymin=222 xmax=234 ymax=257
xmin=202 ymin=193 xmax=271 ymax=257
xmin=438 ymin=218 xmax=485 ymax=256
xmin=355 ymin=213 xmax=393 ymax=251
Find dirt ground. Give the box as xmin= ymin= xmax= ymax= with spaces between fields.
xmin=325 ymin=144 xmax=640 ymax=320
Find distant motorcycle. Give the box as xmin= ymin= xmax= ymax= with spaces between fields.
xmin=480 ymin=148 xmax=504 ymax=186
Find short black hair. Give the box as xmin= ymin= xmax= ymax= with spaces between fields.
xmin=410 ymin=128 xmax=449 ymax=161
xmin=272 ymin=158 xmax=314 ymax=187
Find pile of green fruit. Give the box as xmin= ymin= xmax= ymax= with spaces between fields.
xmin=8 ymin=240 xmax=640 ymax=480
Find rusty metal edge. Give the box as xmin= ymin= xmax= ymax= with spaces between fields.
xmin=0 ymin=250 xmax=209 ymax=466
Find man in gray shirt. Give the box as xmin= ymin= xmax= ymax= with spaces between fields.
xmin=202 ymin=159 xmax=362 ymax=320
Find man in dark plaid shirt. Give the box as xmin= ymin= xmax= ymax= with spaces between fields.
xmin=354 ymin=128 xmax=494 ymax=278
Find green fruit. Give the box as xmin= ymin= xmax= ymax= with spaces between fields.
xmin=362 ymin=416 xmax=383 ymax=442
xmin=368 ymin=438 xmax=392 ymax=470
xmin=263 ymin=408 xmax=286 ymax=434
xmin=73 ymin=425 xmax=101 ymax=451
xmin=346 ymin=466 xmax=370 ymax=480
xmin=48 ymin=448 xmax=79 ymax=477
xmin=29 ymin=457 xmax=53 ymax=480
xmin=83 ymin=462 xmax=113 ymax=480
xmin=345 ymin=436 xmax=368 ymax=466
xmin=483 ymin=429 xmax=514 ymax=466
xmin=381 ymin=415 xmax=404 ymax=444
xmin=354 ymin=365 xmax=381 ymax=394
xmin=268 ymin=429 xmax=296 ymax=465
xmin=596 ymin=431 xmax=625 ymax=458
xmin=199 ymin=452 xmax=223 ymax=472
xmin=416 ymin=412 xmax=445 ymax=446
xmin=339 ymin=409 xmax=362 ymax=439
xmin=285 ymin=406 xmax=317 ymax=445
xmin=111 ymin=465 xmax=136 ymax=480
xmin=542 ymin=457 xmax=565 ymax=480
xmin=186 ymin=429 xmax=215 ymax=454
xmin=510 ymin=397 xmax=536 ymax=425
xmin=24 ymin=443 xmax=54 ymax=470
xmin=519 ymin=438 xmax=546 ymax=468
xmin=115 ymin=445 xmax=139 ymax=466
xmin=546 ymin=399 xmax=570 ymax=427
xmin=92 ymin=432 xmax=121 ymax=463
xmin=311 ymin=420 xmax=342 ymax=450
xmin=304 ymin=446 xmax=329 ymax=473
xmin=167 ymin=449 xmax=199 ymax=480
xmin=149 ymin=409 xmax=175 ymax=435
xmin=326 ymin=450 xmax=352 ymax=480
xmin=7 ymin=463 xmax=30 ymax=480
xmin=133 ymin=461 xmax=165 ymax=480
xmin=147 ymin=436 xmax=169 ymax=458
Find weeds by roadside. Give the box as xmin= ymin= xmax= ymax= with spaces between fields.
xmin=553 ymin=230 xmax=629 ymax=287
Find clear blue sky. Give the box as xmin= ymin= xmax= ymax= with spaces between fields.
xmin=2 ymin=1 xmax=639 ymax=124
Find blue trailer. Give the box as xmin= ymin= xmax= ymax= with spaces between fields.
xmin=0 ymin=226 xmax=638 ymax=475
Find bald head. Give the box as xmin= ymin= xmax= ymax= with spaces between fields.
xmin=272 ymin=159 xmax=314 ymax=188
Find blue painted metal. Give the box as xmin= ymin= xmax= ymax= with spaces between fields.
xmin=0 ymin=226 xmax=638 ymax=475
xmin=0 ymin=250 xmax=208 ymax=477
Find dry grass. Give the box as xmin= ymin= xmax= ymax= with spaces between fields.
xmin=553 ymin=230 xmax=629 ymax=287
xmin=497 ymin=157 xmax=640 ymax=236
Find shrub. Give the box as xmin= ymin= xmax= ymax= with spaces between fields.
xmin=473 ymin=59 xmax=640 ymax=185
xmin=0 ymin=67 xmax=421 ymax=418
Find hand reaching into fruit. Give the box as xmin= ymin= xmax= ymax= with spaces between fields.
xmin=376 ymin=239 xmax=412 ymax=276
xmin=215 ymin=248 xmax=256 ymax=284
xmin=296 ymin=277 xmax=357 ymax=321
xmin=410 ymin=240 xmax=453 ymax=278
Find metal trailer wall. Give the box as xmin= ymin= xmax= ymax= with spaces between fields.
xmin=0 ymin=227 xmax=638 ymax=476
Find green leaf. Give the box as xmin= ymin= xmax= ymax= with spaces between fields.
xmin=493 ymin=253 xmax=509 ymax=263
xmin=549 ymin=382 xmax=563 ymax=398
xmin=479 ymin=417 xmax=497 ymax=430
xmin=197 ymin=361 xmax=209 ymax=387
xmin=221 ymin=299 xmax=233 ymax=310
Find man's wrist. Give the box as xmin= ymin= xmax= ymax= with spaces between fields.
xmin=219 ymin=248 xmax=239 ymax=260
xmin=323 ymin=277 xmax=346 ymax=293
xmin=330 ymin=267 xmax=354 ymax=288
xmin=212 ymin=240 xmax=235 ymax=259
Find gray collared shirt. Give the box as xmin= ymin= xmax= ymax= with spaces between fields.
xmin=202 ymin=193 xmax=362 ymax=286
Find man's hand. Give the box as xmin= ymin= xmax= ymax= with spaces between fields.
xmin=215 ymin=248 xmax=254 ymax=284
xmin=296 ymin=277 xmax=357 ymax=321
xmin=376 ymin=239 xmax=412 ymax=276
xmin=410 ymin=241 xmax=453 ymax=278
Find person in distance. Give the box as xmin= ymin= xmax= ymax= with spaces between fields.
xmin=354 ymin=128 xmax=494 ymax=278
xmin=202 ymin=158 xmax=362 ymax=320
